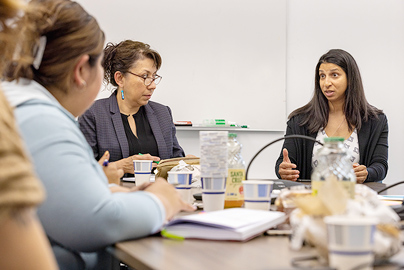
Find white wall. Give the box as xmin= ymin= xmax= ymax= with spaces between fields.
xmin=83 ymin=0 xmax=287 ymax=131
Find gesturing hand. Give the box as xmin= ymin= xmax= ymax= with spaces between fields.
xmin=278 ymin=148 xmax=299 ymax=181
xmin=353 ymin=163 xmax=368 ymax=184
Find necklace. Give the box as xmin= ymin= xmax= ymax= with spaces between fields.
xmin=329 ymin=117 xmax=346 ymax=137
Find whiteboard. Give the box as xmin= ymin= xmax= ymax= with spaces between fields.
xmin=78 ymin=0 xmax=286 ymax=130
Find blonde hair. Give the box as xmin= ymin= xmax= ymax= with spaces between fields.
xmin=6 ymin=0 xmax=105 ymax=93
xmin=0 ymin=0 xmax=27 ymax=76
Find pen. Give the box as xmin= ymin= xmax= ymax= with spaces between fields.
xmin=138 ymin=153 xmax=160 ymax=164
xmin=102 ymin=159 xmax=109 ymax=167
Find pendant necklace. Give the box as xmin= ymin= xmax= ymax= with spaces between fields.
xmin=329 ymin=117 xmax=345 ymax=137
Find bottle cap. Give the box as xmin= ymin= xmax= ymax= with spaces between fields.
xmin=228 ymin=133 xmax=237 ymax=138
xmin=324 ymin=137 xmax=344 ymax=142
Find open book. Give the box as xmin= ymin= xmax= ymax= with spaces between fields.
xmin=161 ymin=208 xmax=286 ymax=242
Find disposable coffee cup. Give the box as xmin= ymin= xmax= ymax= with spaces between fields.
xmin=242 ymin=180 xmax=274 ymax=211
xmin=168 ymin=171 xmax=194 ymax=204
xmin=201 ymin=177 xmax=226 ymax=212
xmin=133 ymin=160 xmax=153 ymax=186
xmin=324 ymin=215 xmax=377 ymax=270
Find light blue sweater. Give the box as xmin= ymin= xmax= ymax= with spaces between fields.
xmin=2 ymin=79 xmax=165 ymax=268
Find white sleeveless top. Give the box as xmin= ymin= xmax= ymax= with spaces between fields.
xmin=312 ymin=129 xmax=360 ymax=169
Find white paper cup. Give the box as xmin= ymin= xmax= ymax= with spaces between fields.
xmin=242 ymin=180 xmax=273 ymax=211
xmin=176 ymin=186 xmax=192 ymax=204
xmin=168 ymin=171 xmax=194 ymax=204
xmin=324 ymin=215 xmax=378 ymax=270
xmin=201 ymin=177 xmax=226 ymax=212
xmin=167 ymin=171 xmax=193 ymax=185
xmin=133 ymin=160 xmax=153 ymax=186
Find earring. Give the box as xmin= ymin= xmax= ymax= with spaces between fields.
xmin=81 ymin=80 xmax=87 ymax=88
xmin=121 ymin=89 xmax=124 ymax=100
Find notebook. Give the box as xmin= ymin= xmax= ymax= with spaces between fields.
xmin=161 ymin=208 xmax=286 ymax=242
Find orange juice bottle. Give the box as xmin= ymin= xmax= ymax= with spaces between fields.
xmin=225 ymin=133 xmax=245 ymax=208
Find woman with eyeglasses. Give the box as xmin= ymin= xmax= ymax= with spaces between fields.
xmin=79 ymin=40 xmax=187 ymax=175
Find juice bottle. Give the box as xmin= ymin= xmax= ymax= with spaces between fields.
xmin=225 ymin=133 xmax=245 ymax=208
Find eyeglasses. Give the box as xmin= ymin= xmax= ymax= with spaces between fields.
xmin=127 ymin=71 xmax=162 ymax=86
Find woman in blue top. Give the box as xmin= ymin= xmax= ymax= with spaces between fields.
xmin=3 ymin=0 xmax=195 ymax=269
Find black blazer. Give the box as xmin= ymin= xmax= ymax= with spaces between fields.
xmin=78 ymin=92 xmax=185 ymax=162
xmin=275 ymin=113 xmax=388 ymax=182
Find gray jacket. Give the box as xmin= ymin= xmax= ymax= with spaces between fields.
xmin=78 ymin=91 xmax=185 ymax=162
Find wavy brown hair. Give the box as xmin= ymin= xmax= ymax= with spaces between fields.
xmin=289 ymin=49 xmax=383 ymax=133
xmin=102 ymin=40 xmax=162 ymax=87
xmin=6 ymin=0 xmax=105 ymax=93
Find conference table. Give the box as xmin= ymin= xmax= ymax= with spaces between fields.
xmin=109 ymin=181 xmax=403 ymax=270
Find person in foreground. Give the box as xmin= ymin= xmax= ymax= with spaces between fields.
xmin=79 ymin=40 xmax=186 ymax=175
xmin=3 ymin=0 xmax=195 ymax=269
xmin=0 ymin=0 xmax=58 ymax=269
xmin=275 ymin=49 xmax=388 ymax=183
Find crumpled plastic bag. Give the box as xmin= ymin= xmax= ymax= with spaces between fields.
xmin=168 ymin=160 xmax=201 ymax=186
xmin=286 ymin=180 xmax=401 ymax=261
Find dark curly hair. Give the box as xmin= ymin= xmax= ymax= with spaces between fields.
xmin=102 ymin=40 xmax=162 ymax=87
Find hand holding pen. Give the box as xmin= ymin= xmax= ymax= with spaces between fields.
xmin=98 ymin=151 xmax=124 ymax=185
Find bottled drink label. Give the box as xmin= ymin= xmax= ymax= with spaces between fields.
xmin=225 ymin=168 xmax=245 ymax=201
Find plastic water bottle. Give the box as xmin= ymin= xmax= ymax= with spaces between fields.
xmin=311 ymin=137 xmax=356 ymax=199
xmin=225 ymin=133 xmax=245 ymax=208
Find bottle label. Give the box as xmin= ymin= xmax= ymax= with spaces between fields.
xmin=225 ymin=169 xmax=245 ymax=201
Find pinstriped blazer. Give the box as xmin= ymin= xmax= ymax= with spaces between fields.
xmin=78 ymin=92 xmax=185 ymax=162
